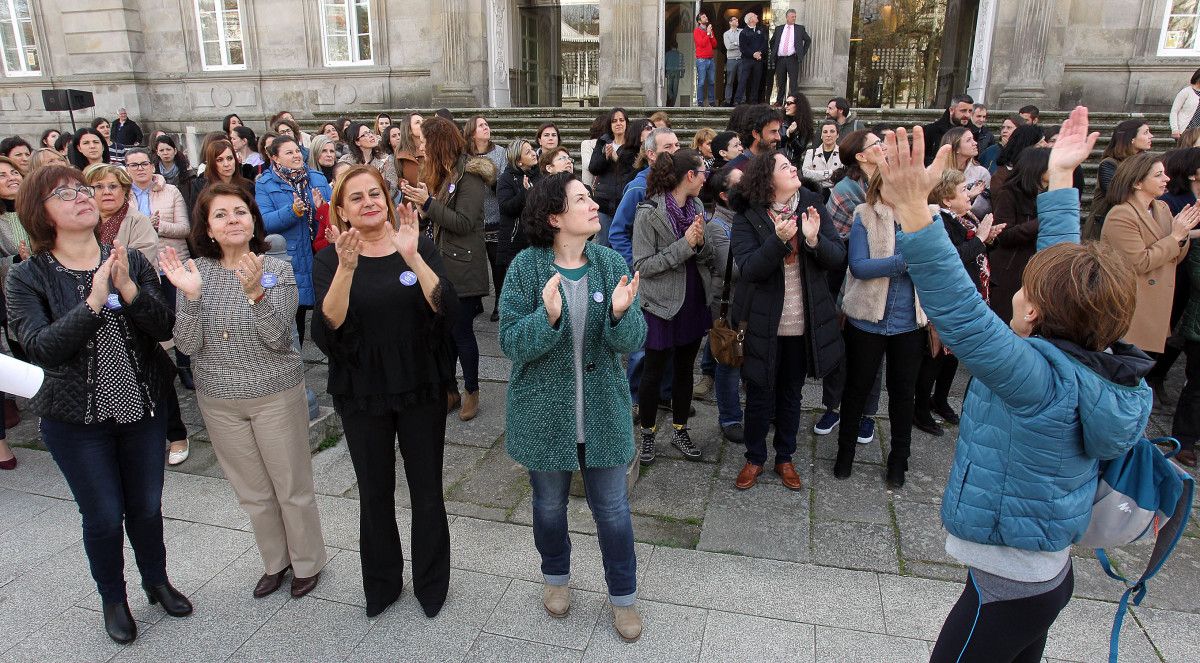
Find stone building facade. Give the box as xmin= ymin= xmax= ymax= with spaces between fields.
xmin=0 ymin=0 xmax=1193 ymax=139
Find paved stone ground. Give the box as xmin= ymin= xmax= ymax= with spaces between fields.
xmin=1 ymin=295 xmax=1198 ymax=662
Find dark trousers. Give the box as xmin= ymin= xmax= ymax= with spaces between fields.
xmin=915 ymin=351 xmax=959 ymax=418
xmin=821 ymin=352 xmax=882 ymax=416
xmin=485 ymin=241 xmax=506 ymax=312
xmin=339 ymin=398 xmax=450 ymax=616
xmin=773 ymin=55 xmax=799 ymax=105
xmin=40 ymin=407 xmax=169 ymax=603
xmin=1173 ymin=339 xmax=1200 ymax=452
xmin=838 ymin=325 xmax=924 ymax=470
xmin=296 ymin=305 xmax=312 ymax=347
xmin=450 ymin=296 xmax=483 ymax=393
xmin=159 ymin=277 xmax=190 ymax=368
xmin=638 ymin=339 xmax=701 ymax=429
xmin=744 ymin=335 xmax=807 ymax=466
xmin=930 ymin=566 xmax=1074 ymax=663
xmin=164 ymin=385 xmax=188 ymax=442
xmin=737 ymin=58 xmax=764 ymax=104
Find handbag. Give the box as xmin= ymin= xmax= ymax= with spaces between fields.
xmin=709 ymin=244 xmax=746 ymax=367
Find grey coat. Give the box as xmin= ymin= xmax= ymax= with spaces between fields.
xmin=631 ymin=194 xmax=716 ymax=320
xmin=706 ymin=205 xmax=740 ymax=319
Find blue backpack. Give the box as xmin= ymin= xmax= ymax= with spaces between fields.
xmin=1078 ymin=437 xmax=1194 ymax=663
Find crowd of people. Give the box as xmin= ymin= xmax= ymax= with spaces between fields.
xmin=0 ymin=81 xmax=1190 ymax=656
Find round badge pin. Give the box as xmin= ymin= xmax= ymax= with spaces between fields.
xmin=260 ymin=272 xmax=279 ymax=288
xmin=593 ymin=291 xmax=604 ymax=303
xmin=399 ymin=271 xmax=418 ymax=286
xmin=447 ymin=183 xmax=456 ymax=195
xmin=105 ymin=293 xmax=122 ymax=310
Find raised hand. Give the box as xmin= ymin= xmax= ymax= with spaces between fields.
xmin=542 ymin=272 xmax=563 ymax=327
xmin=770 ymin=209 xmax=797 ymax=242
xmin=17 ymin=240 xmax=28 ymax=261
xmin=799 ymin=206 xmax=821 ymax=245
xmin=1171 ymin=204 xmax=1200 ymax=242
xmin=877 ymin=126 xmax=951 ymax=232
xmin=976 ymin=213 xmax=994 ymax=243
xmin=393 ymin=202 xmax=421 ymax=261
xmin=110 ymin=240 xmax=133 ymax=292
xmin=86 ymin=253 xmax=115 ymax=313
xmin=335 ymin=227 xmax=362 ymax=271
xmin=159 ymin=246 xmax=203 ymax=300
xmin=611 ymin=272 xmax=640 ymax=320
xmin=1048 ymin=106 xmax=1100 ymax=176
xmin=685 ymin=215 xmax=705 ymax=247
xmin=234 ymin=252 xmax=265 ymax=299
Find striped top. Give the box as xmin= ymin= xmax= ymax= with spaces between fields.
xmin=172 ymin=255 xmax=304 ymax=399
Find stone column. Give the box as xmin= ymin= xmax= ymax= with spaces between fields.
xmin=966 ymin=0 xmax=998 ymax=103
xmin=485 ymin=0 xmax=512 ymax=107
xmin=797 ymin=0 xmax=839 ymax=99
xmin=432 ymin=0 xmax=479 ymax=108
xmin=600 ymin=0 xmax=646 ymax=106
xmin=997 ymin=0 xmax=1052 ymax=107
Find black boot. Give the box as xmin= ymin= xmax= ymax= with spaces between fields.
xmin=103 ymin=601 xmax=137 ymax=644
xmin=833 ymin=445 xmax=855 ymax=479
xmin=143 ymin=581 xmax=194 ymax=617
xmin=886 ymin=459 xmax=908 ymax=489
xmin=177 ymin=365 xmax=195 ymax=391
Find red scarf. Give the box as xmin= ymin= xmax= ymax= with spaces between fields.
xmin=99 ymin=200 xmax=130 ymax=246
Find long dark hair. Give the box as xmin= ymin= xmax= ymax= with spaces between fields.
xmin=1004 ymin=147 xmax=1051 ymax=202
xmin=343 ymin=121 xmax=385 ymax=164
xmin=784 ymin=93 xmax=814 ymax=154
xmin=1165 ymin=147 xmax=1200 ymax=197
xmin=645 ymin=149 xmax=703 ymax=198
xmin=68 ymin=127 xmax=109 ymax=169
xmin=996 ymin=124 xmax=1045 ymax=169
xmin=831 ymin=129 xmax=873 ymax=185
xmin=152 ymin=134 xmax=191 ymax=172
xmin=1101 ymin=120 xmax=1150 ymax=162
xmin=605 ymin=107 xmax=628 ymax=140
xmin=222 ymin=114 xmax=242 ymax=134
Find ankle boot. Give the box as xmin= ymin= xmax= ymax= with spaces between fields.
xmin=143 ymin=581 xmax=193 ymax=617
xmin=103 ymin=601 xmax=137 ymax=644
xmin=833 ymin=444 xmax=856 ymax=479
xmin=459 ymin=390 xmax=479 ymax=421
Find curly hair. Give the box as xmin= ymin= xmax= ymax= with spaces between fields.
xmin=731 ymin=150 xmax=787 ymax=211
xmin=737 ymin=104 xmax=784 ymax=155
xmin=520 ymin=172 xmax=577 ymax=248
xmin=645 ymin=149 xmax=702 ymax=198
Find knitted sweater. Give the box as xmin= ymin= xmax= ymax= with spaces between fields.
xmin=499 ymin=243 xmax=647 ymax=471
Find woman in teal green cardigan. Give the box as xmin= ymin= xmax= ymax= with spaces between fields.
xmin=499 ymin=172 xmax=647 ymax=642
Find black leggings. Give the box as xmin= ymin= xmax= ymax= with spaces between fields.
xmin=639 ymin=339 xmax=702 ymax=429
xmin=485 ymin=241 xmax=506 ymax=310
xmin=296 ymin=305 xmax=312 ymax=347
xmin=930 ymin=566 xmax=1074 ymax=663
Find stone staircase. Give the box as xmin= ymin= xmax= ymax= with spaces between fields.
xmin=315 ymin=106 xmax=1176 ymax=205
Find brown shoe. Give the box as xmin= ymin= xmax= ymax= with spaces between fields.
xmin=459 ymin=390 xmax=479 ymax=421
xmin=735 ymin=462 xmax=763 ymax=490
xmin=1177 ymin=448 xmax=1198 ymax=468
xmin=775 ymin=462 xmax=803 ymax=491
xmin=447 ymin=391 xmax=462 ymax=414
xmin=290 ymin=572 xmax=320 ymax=598
xmin=253 ymin=565 xmax=290 ymax=598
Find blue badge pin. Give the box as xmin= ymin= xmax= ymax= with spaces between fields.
xmin=447 ymin=183 xmax=456 ymax=195
xmin=399 ymin=271 xmax=418 ymax=286
xmin=593 ymin=291 xmax=604 ymax=303
xmin=260 ymin=272 xmax=279 ymax=288
xmin=105 ymin=293 xmax=122 ymax=310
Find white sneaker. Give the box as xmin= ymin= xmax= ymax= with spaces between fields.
xmin=612 ymin=604 xmax=643 ymax=642
xmin=543 ymin=583 xmax=570 ymax=618
xmin=167 ymin=439 xmax=190 ymax=466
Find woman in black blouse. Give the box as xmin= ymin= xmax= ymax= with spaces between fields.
xmin=6 ymin=165 xmax=191 ymax=644
xmin=312 ymin=165 xmax=457 ymax=619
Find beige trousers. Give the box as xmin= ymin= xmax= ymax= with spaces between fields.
xmin=198 ymin=383 xmax=327 ymax=577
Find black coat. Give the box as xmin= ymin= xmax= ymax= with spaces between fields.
xmin=497 ymin=164 xmax=534 ymax=265
xmin=113 ymin=118 xmax=143 ymax=146
xmin=5 ymin=245 xmax=176 ymax=424
xmin=739 ymin=23 xmax=768 ymax=60
xmin=730 ymin=189 xmax=846 ymax=388
xmin=587 ymin=135 xmax=628 ymax=214
xmin=939 ymin=210 xmax=988 ymax=294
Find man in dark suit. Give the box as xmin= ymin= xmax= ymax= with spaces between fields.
xmin=736 ymin=12 xmax=768 ymax=104
xmin=770 ymin=9 xmax=811 ymax=106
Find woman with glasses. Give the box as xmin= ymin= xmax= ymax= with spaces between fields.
xmin=782 ymin=94 xmax=815 ymax=164
xmin=0 ymin=156 xmax=26 ymax=470
xmin=339 ymin=121 xmax=396 ymax=191
xmin=632 ymin=149 xmax=715 ymax=464
xmin=539 ymin=147 xmax=575 ymax=177
xmin=6 ymin=165 xmax=191 ymax=644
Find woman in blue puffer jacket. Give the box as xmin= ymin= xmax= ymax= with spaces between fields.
xmin=882 ymin=107 xmax=1152 ymax=663
xmin=255 ymin=134 xmax=332 ymax=345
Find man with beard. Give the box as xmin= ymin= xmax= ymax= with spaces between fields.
xmin=923 ymin=94 xmax=974 ymax=165
xmin=728 ymin=104 xmax=783 ymax=171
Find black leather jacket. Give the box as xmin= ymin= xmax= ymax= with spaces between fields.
xmin=5 ymin=245 xmax=176 ymax=424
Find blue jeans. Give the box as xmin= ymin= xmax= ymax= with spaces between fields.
xmin=451 ymin=295 xmax=483 ymax=393
xmin=696 ymin=58 xmax=716 ymax=105
xmin=41 ymin=407 xmax=169 ymax=603
xmin=597 ymin=212 xmax=613 ymax=248
xmin=528 ymin=453 xmax=637 ymax=606
xmin=714 ymin=361 xmax=743 ymax=427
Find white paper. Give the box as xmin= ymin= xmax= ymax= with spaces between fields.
xmin=0 ymin=353 xmax=44 ymax=398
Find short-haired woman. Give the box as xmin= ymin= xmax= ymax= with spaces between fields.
xmin=40 ymin=128 xmax=61 ymax=150
xmin=400 ymin=116 xmax=495 ymax=421
xmin=164 ymin=182 xmax=327 ymax=599
xmin=886 ymin=107 xmax=1153 ymax=663
xmin=312 ymin=165 xmax=456 ymax=618
xmin=535 ymin=122 xmax=560 ymax=155
xmin=465 ymin=116 xmax=509 ymax=321
xmin=7 ymin=165 xmax=191 ymax=644
xmin=692 ymin=127 xmax=717 ymax=169
xmin=0 ymin=136 xmax=32 ymax=173
xmin=539 ymin=146 xmax=574 ymax=177
xmin=497 ymin=139 xmax=539 ymax=267
xmin=308 ymin=135 xmax=339 ymax=183
xmin=255 ymin=134 xmax=333 ymax=346
xmin=632 ymin=149 xmax=715 ymax=463
xmin=500 ymin=172 xmax=647 ymax=642
xmin=28 ymin=147 xmax=69 ymax=172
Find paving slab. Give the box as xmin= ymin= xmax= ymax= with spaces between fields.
xmin=1108 ymin=535 xmax=1200 ymax=613
xmin=580 ymin=599 xmax=707 ymax=663
xmin=1136 ymin=605 xmax=1200 ymax=663
xmin=165 ymin=439 xmax=227 ymax=480
xmin=0 ymin=500 xmax=84 ymax=587
xmin=699 ymin=610 xmax=816 ymax=663
xmin=893 ymin=498 xmax=957 ymax=565
xmin=813 ymin=626 xmax=931 ymax=663
xmin=812 ymin=419 xmax=884 ymax=465
xmin=0 ymin=605 xmax=135 ymax=663
xmin=227 ymin=596 xmax=371 ymax=663
xmin=1042 ymin=597 xmax=1160 ymax=663
xmin=349 ymin=569 xmax=508 ymax=663
xmin=697 ymin=481 xmax=810 ymax=562
xmin=877 ymin=574 xmax=962 ymax=640
xmin=308 ymin=438 xmax=359 ymax=497
xmin=159 ymin=472 xmax=249 ymax=530
xmin=0 ymin=543 xmax=97 ymax=646
xmin=0 ymin=448 xmax=72 ymax=499
xmin=465 ymin=633 xmax=584 ymax=663
xmin=343 ymin=441 xmax=490 ymax=508
xmin=639 ymin=547 xmax=885 ymax=631
xmin=0 ymin=488 xmax=63 ymax=537
xmin=446 ymin=442 xmax=530 ymax=510
xmin=714 ymin=436 xmax=818 ymax=488
xmin=509 ymin=493 xmax=700 ymax=549
xmin=483 ymin=579 xmax=606 ymax=650
xmin=811 ymin=465 xmax=892 ymax=525
xmin=629 ymin=458 xmax=713 ymax=522
xmin=443 ymin=381 xmax=507 ymax=450
xmin=811 ymin=520 xmax=899 ymax=574
xmin=903 ymin=560 xmax=966 ymax=583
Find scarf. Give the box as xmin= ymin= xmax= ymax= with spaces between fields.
xmin=158 ymin=161 xmax=179 ymax=185
xmin=1190 ymin=88 xmax=1200 ymax=130
xmin=99 ymin=200 xmax=130 ymax=246
xmin=273 ymin=163 xmax=315 ymax=241
xmin=943 ymin=208 xmax=991 ymax=303
xmin=663 ymin=192 xmax=699 ymax=239
xmin=770 ymin=192 xmax=802 ymax=265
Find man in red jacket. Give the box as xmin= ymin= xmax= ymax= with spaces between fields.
xmin=693 ymin=13 xmax=718 ymax=107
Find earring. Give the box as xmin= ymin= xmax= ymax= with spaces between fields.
xmin=1023 ymin=314 xmax=1031 ymax=321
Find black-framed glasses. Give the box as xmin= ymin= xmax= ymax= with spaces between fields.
xmin=689 ymin=169 xmax=710 ymax=178
xmin=125 ymin=161 xmax=153 ymax=169
xmin=44 ymin=185 xmax=95 ymax=202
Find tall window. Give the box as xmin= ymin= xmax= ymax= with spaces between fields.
xmin=195 ymin=0 xmax=246 ymax=70
xmin=1161 ymin=0 xmax=1200 ymax=55
xmin=0 ymin=0 xmax=40 ymax=76
xmin=320 ymin=0 xmax=372 ymax=66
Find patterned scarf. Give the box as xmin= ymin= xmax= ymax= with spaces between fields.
xmin=272 ymin=163 xmax=316 ymax=241
xmin=99 ymin=200 xmax=130 ymax=246
xmin=945 ymin=209 xmax=991 ymax=303
xmin=663 ymin=192 xmax=699 ymax=239
xmin=1189 ymin=88 xmax=1200 ymax=130
xmin=770 ymin=192 xmax=802 ymax=265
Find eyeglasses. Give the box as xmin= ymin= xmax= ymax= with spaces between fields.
xmin=126 ymin=162 xmax=152 ymax=169
xmin=93 ymin=183 xmax=124 ymax=193
xmin=43 ymin=185 xmax=95 ymax=202
xmin=553 ymin=154 xmax=572 ymax=163
xmin=689 ymin=169 xmax=710 ymax=178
